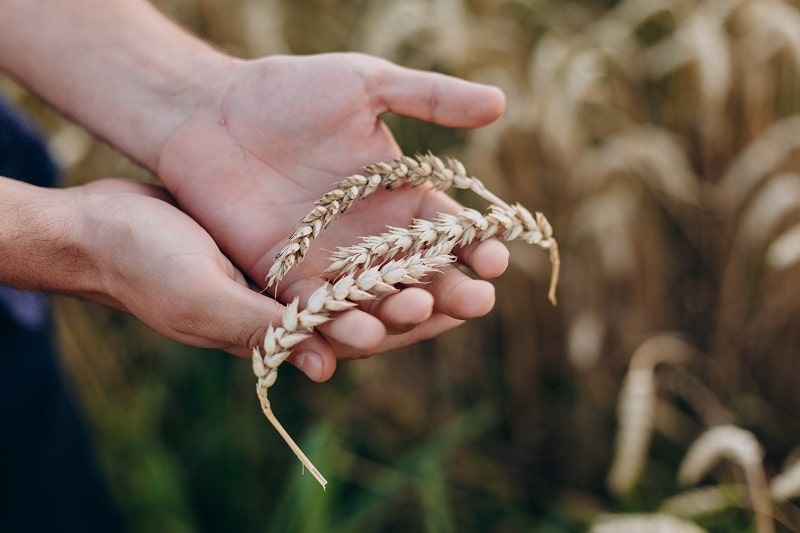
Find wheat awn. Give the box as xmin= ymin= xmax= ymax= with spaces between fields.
xmin=256 ymin=153 xmax=559 ymax=488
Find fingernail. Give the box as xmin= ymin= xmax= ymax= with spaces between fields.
xmin=296 ymin=351 xmax=323 ymax=381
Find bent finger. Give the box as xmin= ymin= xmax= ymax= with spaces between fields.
xmin=176 ymin=273 xmax=338 ymax=383
xmin=276 ymin=276 xmax=388 ymax=353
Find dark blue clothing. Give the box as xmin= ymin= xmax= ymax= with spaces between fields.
xmin=0 ymin=96 xmax=55 ymax=330
xmin=0 ymin=97 xmax=125 ymax=532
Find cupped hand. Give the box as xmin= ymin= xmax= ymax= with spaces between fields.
xmin=155 ymin=53 xmax=508 ymax=376
xmin=73 ymin=178 xmax=332 ymax=377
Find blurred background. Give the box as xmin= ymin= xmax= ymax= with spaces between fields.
xmin=4 ymin=0 xmax=800 ymax=531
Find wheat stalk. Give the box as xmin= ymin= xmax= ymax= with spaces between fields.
xmin=607 ymin=334 xmax=697 ymax=496
xmin=766 ymin=222 xmax=800 ymax=272
xmin=660 ymin=485 xmax=739 ymax=519
xmin=266 ymin=152 xmax=510 ymax=288
xmin=678 ymin=425 xmax=773 ymax=533
xmin=717 ymin=115 xmax=800 ymax=211
xmin=256 ymin=152 xmax=559 ymax=489
xmin=326 ymin=204 xmax=559 ymax=304
xmin=590 ymin=513 xmax=708 ymax=533
xmin=771 ymin=458 xmax=800 ymax=501
xmin=738 ymin=172 xmax=800 ymax=251
xmin=253 ymin=254 xmax=454 ymax=488
xmin=607 ymin=364 xmax=656 ymax=496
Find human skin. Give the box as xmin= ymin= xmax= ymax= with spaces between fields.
xmin=0 ymin=1 xmax=509 ymax=381
xmin=0 ymin=176 xmax=280 ymax=358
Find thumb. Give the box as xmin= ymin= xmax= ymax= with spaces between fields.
xmin=196 ymin=276 xmax=337 ymax=383
xmin=366 ymin=58 xmax=506 ymax=127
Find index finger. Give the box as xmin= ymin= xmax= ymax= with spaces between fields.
xmin=362 ymin=58 xmax=506 ymax=127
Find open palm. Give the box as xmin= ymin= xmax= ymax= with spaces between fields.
xmin=156 ymin=53 xmax=508 ymax=377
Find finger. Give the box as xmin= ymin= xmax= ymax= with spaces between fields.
xmin=317 ymin=308 xmax=386 ymax=351
xmin=333 ymin=312 xmax=464 ymax=360
xmin=425 ymin=266 xmax=496 ymax=319
xmin=458 ymin=239 xmax=510 ymax=279
xmin=361 ymin=287 xmax=435 ymax=333
xmin=417 ymin=189 xmax=510 ymax=279
xmin=277 ymin=277 xmax=387 ymax=352
xmin=178 ymin=273 xmax=338 ymax=383
xmin=367 ymin=59 xmax=506 ymax=127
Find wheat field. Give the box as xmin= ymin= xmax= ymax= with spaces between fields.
xmin=4 ymin=0 xmax=800 ymax=531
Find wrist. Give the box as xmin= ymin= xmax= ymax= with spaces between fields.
xmin=76 ymin=31 xmax=240 ymax=172
xmin=111 ymin=49 xmax=239 ymax=171
xmin=0 ymin=178 xmax=100 ymax=297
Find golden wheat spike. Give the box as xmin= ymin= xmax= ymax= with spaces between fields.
xmin=257 ymin=153 xmax=559 ymax=488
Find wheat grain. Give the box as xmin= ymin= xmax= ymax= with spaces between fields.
xmin=766 ymin=222 xmax=800 ymax=271
xmin=566 ymin=310 xmax=605 ymax=371
xmin=590 ymin=513 xmax=707 ymax=533
xmin=325 ymin=204 xmax=560 ymax=304
xmin=356 ymin=0 xmax=429 ymax=61
xmin=356 ymin=0 xmax=472 ymax=69
xmin=645 ymin=3 xmax=734 ymax=110
xmin=739 ymin=0 xmax=800 ymax=73
xmin=607 ymin=334 xmax=697 ymax=496
xmin=528 ymin=31 xmax=572 ymax=127
xmin=770 ymin=458 xmax=800 ymax=501
xmin=717 ymin=115 xmax=800 ymax=211
xmin=258 ymin=152 xmax=558 ymax=488
xmin=678 ymin=425 xmax=773 ymax=533
xmin=738 ymin=172 xmax=800 ymax=250
xmin=572 ymin=185 xmax=638 ymax=278
xmin=238 ymin=0 xmax=289 ymax=56
xmin=607 ymin=366 xmax=655 ymax=496
xmin=572 ymin=126 xmax=699 ymax=205
xmin=254 ymin=254 xmax=455 ymax=487
xmin=660 ymin=485 xmax=738 ymax=519
xmin=266 ymin=153 xmax=515 ymax=288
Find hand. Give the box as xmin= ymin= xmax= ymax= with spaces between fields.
xmin=71 ymin=178 xmax=333 ymax=367
xmin=155 ymin=53 xmax=509 ymax=379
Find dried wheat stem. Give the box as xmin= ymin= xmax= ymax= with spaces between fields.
xmin=253 ymin=254 xmax=454 ymax=487
xmin=257 ymin=152 xmax=559 ymax=489
xmin=607 ymin=366 xmax=655 ymax=496
xmin=255 ymin=385 xmax=328 ymax=489
xmin=607 ymin=335 xmax=697 ymax=496
xmin=326 ymin=204 xmax=560 ymax=304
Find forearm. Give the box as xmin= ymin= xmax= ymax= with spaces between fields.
xmin=0 ymin=176 xmax=96 ymax=295
xmin=0 ymin=0 xmax=232 ymax=170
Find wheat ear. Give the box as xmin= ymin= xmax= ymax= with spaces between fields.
xmin=590 ymin=513 xmax=707 ymax=533
xmin=660 ymin=485 xmax=737 ymax=519
xmin=253 ymin=254 xmax=454 ymax=487
xmin=266 ymin=153 xmax=470 ymax=286
xmin=678 ymin=425 xmax=773 ymax=533
xmin=771 ymin=458 xmax=800 ymax=501
xmin=265 ymin=152 xmax=549 ymax=288
xmin=607 ymin=335 xmax=696 ymax=496
xmin=257 ymin=153 xmax=559 ymax=488
xmin=326 ymin=204 xmax=560 ymax=304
